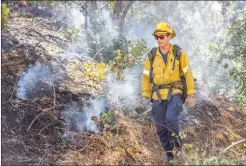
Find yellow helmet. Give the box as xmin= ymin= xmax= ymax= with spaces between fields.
xmin=152 ymin=22 xmax=176 ymax=38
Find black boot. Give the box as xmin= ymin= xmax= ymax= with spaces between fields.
xmin=173 ymin=136 xmax=183 ymax=150
xmin=164 ymin=151 xmax=174 ymax=165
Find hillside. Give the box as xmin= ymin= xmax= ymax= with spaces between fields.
xmin=1 ymin=2 xmax=246 ymax=165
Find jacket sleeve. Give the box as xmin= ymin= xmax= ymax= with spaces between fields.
xmin=180 ymin=50 xmax=196 ymax=95
xmin=142 ymin=56 xmax=151 ymax=98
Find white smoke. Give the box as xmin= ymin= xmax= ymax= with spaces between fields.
xmin=105 ymin=65 xmax=142 ymax=109
xmin=59 ymin=2 xmax=119 ymax=61
xmin=60 ymin=64 xmax=142 ymax=135
xmin=64 ymin=8 xmax=85 ymax=29
xmin=100 ymin=8 xmax=119 ymax=40
xmin=17 ymin=61 xmax=64 ymax=99
xmin=61 ymin=97 xmax=108 ymax=134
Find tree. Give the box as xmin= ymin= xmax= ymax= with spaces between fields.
xmin=220 ymin=1 xmax=246 ymax=109
xmin=105 ymin=1 xmax=135 ymax=32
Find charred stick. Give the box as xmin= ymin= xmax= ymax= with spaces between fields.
xmin=27 ymin=107 xmax=54 ymax=132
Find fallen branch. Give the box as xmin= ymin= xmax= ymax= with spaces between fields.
xmin=223 ymin=139 xmax=246 ymax=153
xmin=38 ymin=123 xmax=53 ymax=135
xmin=25 ymin=28 xmax=47 ymax=40
xmin=27 ymin=107 xmax=54 ymax=132
xmin=2 ymin=41 xmax=42 ymax=68
xmin=79 ymin=55 xmax=93 ymax=61
xmin=92 ymin=47 xmax=104 ymax=60
xmin=78 ymin=139 xmax=91 ymax=152
xmin=32 ymin=41 xmax=43 ymax=53
xmin=45 ymin=34 xmax=66 ymax=42
xmin=6 ymin=44 xmax=26 ymax=53
xmin=1 ymin=59 xmax=26 ymax=67
xmin=9 ymin=71 xmax=22 ymax=101
xmin=53 ymin=85 xmax=56 ymax=112
xmin=25 ymin=27 xmax=66 ymax=43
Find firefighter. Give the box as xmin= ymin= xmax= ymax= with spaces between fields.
xmin=141 ymin=22 xmax=196 ymax=164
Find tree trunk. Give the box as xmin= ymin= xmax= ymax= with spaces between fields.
xmin=91 ymin=0 xmax=98 ymax=10
xmin=113 ymin=0 xmax=123 ymax=23
xmin=119 ymin=1 xmax=135 ymax=32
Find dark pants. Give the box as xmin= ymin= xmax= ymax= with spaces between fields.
xmin=151 ymin=94 xmax=183 ymax=153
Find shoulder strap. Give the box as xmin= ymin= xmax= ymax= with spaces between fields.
xmin=148 ymin=47 xmax=156 ymax=83
xmin=173 ymin=44 xmax=188 ymax=103
xmin=148 ymin=47 xmax=157 ymax=62
xmin=172 ymin=44 xmax=182 ymax=71
xmin=173 ymin=44 xmax=181 ymax=60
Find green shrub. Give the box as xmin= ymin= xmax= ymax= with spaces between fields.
xmin=1 ymin=3 xmax=10 ymax=30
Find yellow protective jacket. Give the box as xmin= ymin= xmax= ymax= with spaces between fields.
xmin=142 ymin=44 xmax=196 ymax=100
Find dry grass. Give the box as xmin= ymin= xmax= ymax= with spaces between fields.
xmin=56 ymin=113 xmax=165 ymax=165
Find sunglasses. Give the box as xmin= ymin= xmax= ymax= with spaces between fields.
xmin=155 ymin=35 xmax=167 ymax=40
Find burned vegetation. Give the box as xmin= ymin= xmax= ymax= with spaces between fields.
xmin=2 ymin=1 xmax=246 ymax=165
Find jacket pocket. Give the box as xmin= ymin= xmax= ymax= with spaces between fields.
xmin=154 ymin=74 xmax=165 ymax=85
xmin=153 ymin=62 xmax=162 ymax=75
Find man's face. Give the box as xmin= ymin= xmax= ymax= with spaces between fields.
xmin=155 ymin=34 xmax=172 ymax=47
